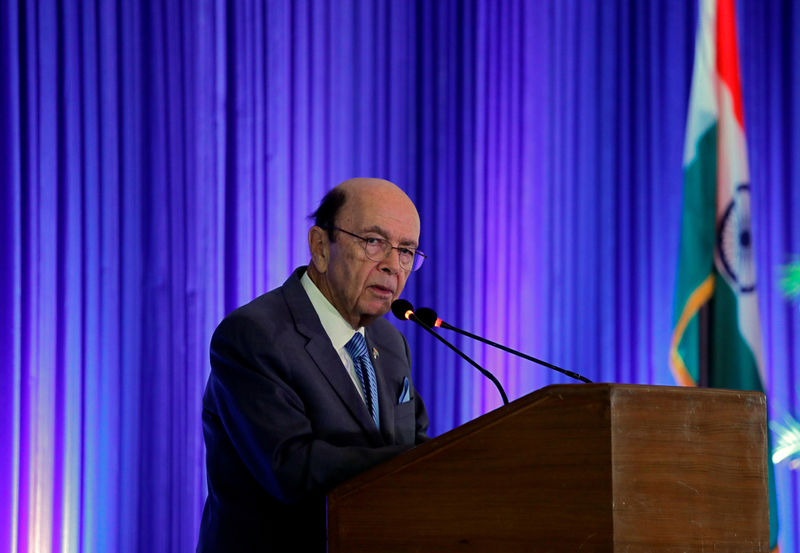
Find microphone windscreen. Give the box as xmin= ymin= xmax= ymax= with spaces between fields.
xmin=391 ymin=299 xmax=414 ymax=320
xmin=415 ymin=307 xmax=438 ymax=327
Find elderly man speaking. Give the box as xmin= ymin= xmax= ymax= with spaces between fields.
xmin=197 ymin=178 xmax=430 ymax=552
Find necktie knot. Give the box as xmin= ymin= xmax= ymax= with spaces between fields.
xmin=345 ymin=332 xmax=369 ymax=362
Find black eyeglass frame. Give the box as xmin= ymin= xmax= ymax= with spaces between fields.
xmin=326 ymin=226 xmax=427 ymax=271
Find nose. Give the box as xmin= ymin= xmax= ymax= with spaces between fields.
xmin=379 ymin=247 xmax=402 ymax=274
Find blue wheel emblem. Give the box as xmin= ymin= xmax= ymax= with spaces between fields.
xmin=717 ymin=184 xmax=755 ymax=293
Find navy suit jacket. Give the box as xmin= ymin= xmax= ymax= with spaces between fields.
xmin=197 ymin=267 xmax=429 ymax=552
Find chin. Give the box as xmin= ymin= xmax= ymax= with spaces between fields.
xmin=360 ymin=302 xmax=392 ymax=321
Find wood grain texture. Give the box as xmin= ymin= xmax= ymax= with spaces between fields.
xmin=326 ymin=384 xmax=767 ymax=552
xmin=609 ymin=386 xmax=768 ymax=552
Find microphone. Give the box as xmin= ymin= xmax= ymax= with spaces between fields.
xmin=414 ymin=306 xmax=593 ymax=384
xmin=414 ymin=307 xmax=442 ymax=327
xmin=391 ymin=299 xmax=416 ymax=322
xmin=391 ymin=300 xmax=509 ymax=405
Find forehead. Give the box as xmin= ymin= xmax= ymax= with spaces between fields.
xmin=339 ymin=189 xmax=420 ymax=243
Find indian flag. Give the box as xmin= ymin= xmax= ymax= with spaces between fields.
xmin=670 ymin=0 xmax=779 ymax=549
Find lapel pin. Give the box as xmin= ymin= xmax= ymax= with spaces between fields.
xmin=372 ymin=347 xmax=379 ymax=360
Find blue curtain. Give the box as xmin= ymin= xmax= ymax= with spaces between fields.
xmin=2 ymin=1 xmax=798 ymax=552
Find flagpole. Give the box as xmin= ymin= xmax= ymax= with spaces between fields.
xmin=698 ymin=301 xmax=710 ymax=387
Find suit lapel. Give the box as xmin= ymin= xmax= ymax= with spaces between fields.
xmin=282 ymin=268 xmax=384 ymax=446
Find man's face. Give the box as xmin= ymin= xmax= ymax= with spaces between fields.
xmin=319 ymin=186 xmax=420 ymax=328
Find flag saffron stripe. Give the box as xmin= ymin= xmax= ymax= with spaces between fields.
xmin=716 ymin=0 xmax=744 ymax=127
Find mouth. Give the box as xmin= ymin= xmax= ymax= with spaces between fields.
xmin=369 ymin=284 xmax=395 ymax=298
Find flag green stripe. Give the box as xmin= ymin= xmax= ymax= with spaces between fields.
xmin=708 ymin=273 xmax=761 ymax=390
xmin=672 ymin=124 xmax=718 ymax=383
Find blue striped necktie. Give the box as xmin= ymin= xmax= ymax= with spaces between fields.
xmin=345 ymin=333 xmax=380 ymax=429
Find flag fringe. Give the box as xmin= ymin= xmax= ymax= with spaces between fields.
xmin=669 ymin=274 xmax=715 ymax=387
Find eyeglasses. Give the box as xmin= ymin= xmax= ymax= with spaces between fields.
xmin=329 ymin=227 xmax=427 ymax=271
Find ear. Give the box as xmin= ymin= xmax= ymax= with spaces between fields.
xmin=308 ymin=226 xmax=330 ymax=273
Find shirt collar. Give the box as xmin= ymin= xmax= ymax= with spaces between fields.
xmin=300 ymin=269 xmax=365 ymax=352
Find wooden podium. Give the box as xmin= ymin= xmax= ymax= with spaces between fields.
xmin=326 ymin=384 xmax=768 ymax=552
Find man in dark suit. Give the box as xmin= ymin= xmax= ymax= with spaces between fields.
xmin=197 ymin=178 xmax=429 ymax=552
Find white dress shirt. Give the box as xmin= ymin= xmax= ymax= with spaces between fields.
xmin=301 ymin=270 xmax=368 ymax=403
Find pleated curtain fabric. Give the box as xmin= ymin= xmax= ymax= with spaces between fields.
xmin=2 ymin=1 xmax=799 ymax=552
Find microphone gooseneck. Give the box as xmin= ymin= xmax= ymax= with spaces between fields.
xmin=416 ymin=306 xmax=593 ymax=384
xmin=391 ymin=300 xmax=509 ymax=405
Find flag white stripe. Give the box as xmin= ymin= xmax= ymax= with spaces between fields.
xmin=683 ymin=0 xmax=718 ymax=166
